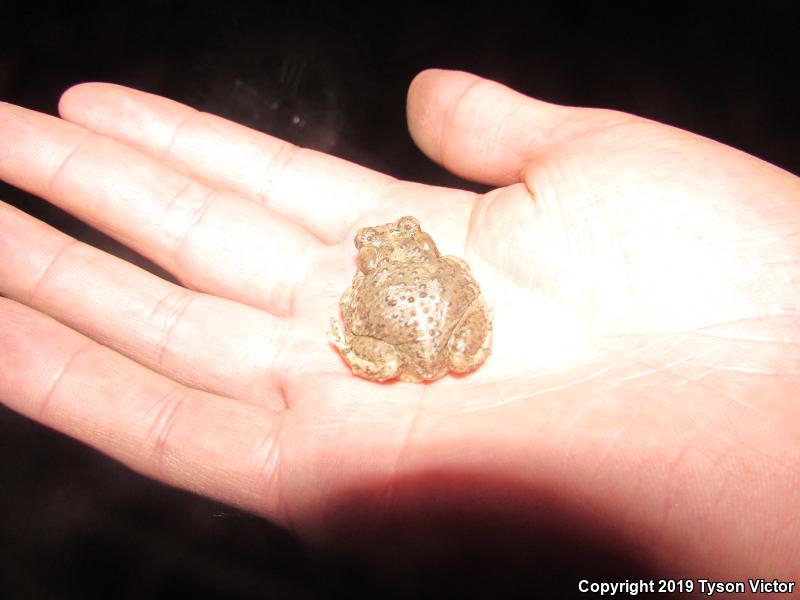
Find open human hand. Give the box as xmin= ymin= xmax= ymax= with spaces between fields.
xmin=1 ymin=69 xmax=798 ymax=584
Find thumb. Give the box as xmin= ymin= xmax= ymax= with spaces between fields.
xmin=406 ymin=69 xmax=601 ymax=186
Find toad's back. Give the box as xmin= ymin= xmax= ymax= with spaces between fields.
xmin=346 ymin=257 xmax=479 ymax=354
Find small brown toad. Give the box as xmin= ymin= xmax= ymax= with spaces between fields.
xmin=330 ymin=216 xmax=491 ymax=382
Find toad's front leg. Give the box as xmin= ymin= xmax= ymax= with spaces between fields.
xmin=446 ymin=296 xmax=492 ymax=373
xmin=329 ymin=319 xmax=401 ymax=382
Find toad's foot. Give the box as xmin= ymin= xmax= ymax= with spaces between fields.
xmin=330 ymin=319 xmax=401 ymax=382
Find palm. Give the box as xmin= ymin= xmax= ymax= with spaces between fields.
xmin=2 ymin=70 xmax=798 ymax=577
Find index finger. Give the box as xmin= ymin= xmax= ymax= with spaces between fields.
xmin=59 ymin=83 xmax=396 ymax=243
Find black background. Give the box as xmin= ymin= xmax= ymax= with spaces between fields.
xmin=1 ymin=2 xmax=798 ymax=598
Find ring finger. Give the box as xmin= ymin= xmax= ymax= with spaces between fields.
xmin=0 ymin=201 xmax=331 ymax=406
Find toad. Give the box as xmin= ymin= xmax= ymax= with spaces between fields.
xmin=330 ymin=216 xmax=491 ymax=382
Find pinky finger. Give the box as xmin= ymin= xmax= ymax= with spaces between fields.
xmin=0 ymin=298 xmax=288 ymax=522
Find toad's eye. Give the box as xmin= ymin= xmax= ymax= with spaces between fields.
xmin=414 ymin=232 xmax=438 ymax=257
xmin=355 ymin=228 xmax=375 ymax=248
xmin=396 ymin=216 xmax=420 ymax=235
xmin=357 ymin=246 xmax=378 ymax=272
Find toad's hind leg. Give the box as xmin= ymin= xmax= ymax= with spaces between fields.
xmin=329 ymin=319 xmax=401 ymax=382
xmin=447 ymin=296 xmax=492 ymax=373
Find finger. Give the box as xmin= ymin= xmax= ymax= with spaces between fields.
xmin=58 ymin=82 xmax=395 ymax=242
xmin=406 ymin=69 xmax=618 ymax=186
xmin=0 ymin=297 xmax=288 ymax=522
xmin=0 ymin=200 xmax=326 ymax=406
xmin=0 ymin=101 xmax=330 ymax=315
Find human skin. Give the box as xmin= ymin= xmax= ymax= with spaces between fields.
xmin=0 ymin=69 xmax=798 ymax=587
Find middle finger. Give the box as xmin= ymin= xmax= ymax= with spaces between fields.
xmin=0 ymin=101 xmax=323 ymax=316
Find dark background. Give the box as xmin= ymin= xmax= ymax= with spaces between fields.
xmin=1 ymin=2 xmax=797 ymax=598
